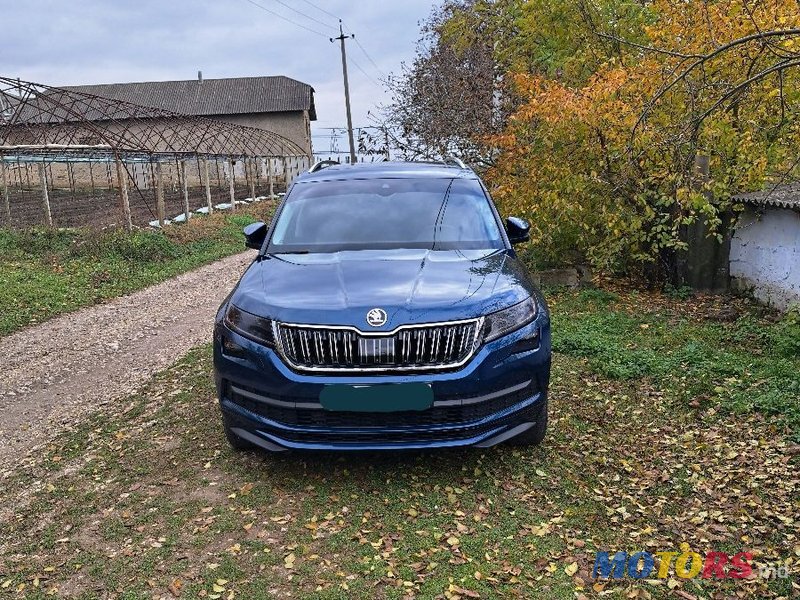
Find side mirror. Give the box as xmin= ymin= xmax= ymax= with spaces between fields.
xmin=506 ymin=216 xmax=530 ymax=245
xmin=243 ymin=221 xmax=267 ymax=250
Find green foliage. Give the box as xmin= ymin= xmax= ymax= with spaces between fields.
xmin=770 ymin=307 xmax=800 ymax=359
xmin=0 ymin=227 xmax=77 ymax=257
xmin=575 ymin=287 xmax=620 ymax=306
xmin=65 ymin=229 xmax=180 ymax=262
xmin=509 ymin=0 xmax=654 ymax=84
xmin=663 ymin=283 xmax=693 ymax=300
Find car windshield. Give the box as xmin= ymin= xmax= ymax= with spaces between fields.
xmin=267 ymin=178 xmax=504 ymax=253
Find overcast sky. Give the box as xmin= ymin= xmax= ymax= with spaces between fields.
xmin=1 ymin=0 xmax=434 ymax=153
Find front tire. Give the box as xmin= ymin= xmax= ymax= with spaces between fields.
xmin=509 ymin=397 xmax=548 ymax=446
xmin=222 ymin=413 xmax=257 ymax=451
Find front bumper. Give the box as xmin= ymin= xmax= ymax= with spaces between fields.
xmin=214 ymin=317 xmax=551 ymax=451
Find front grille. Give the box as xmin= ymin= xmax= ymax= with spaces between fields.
xmin=274 ymin=318 xmax=483 ymax=372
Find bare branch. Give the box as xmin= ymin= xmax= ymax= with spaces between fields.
xmin=632 ymin=28 xmax=800 ymax=141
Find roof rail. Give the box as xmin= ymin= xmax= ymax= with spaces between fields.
xmin=309 ymin=159 xmax=340 ymax=173
xmin=442 ymin=156 xmax=467 ymax=169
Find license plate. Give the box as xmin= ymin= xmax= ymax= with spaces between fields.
xmin=320 ymin=383 xmax=433 ymax=413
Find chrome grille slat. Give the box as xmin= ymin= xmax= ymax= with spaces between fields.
xmin=276 ymin=319 xmax=482 ymax=372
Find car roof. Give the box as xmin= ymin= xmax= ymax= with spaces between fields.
xmin=294 ymin=161 xmax=479 ymax=183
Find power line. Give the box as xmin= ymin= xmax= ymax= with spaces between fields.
xmin=297 ymin=0 xmax=341 ymax=22
xmin=241 ymin=0 xmax=383 ymax=87
xmin=287 ymin=1 xmax=387 ymax=82
xmin=349 ymin=56 xmax=382 ymax=88
xmin=353 ymin=36 xmax=386 ymax=79
xmin=338 ymin=20 xmax=387 ymax=80
xmin=266 ymin=0 xmax=338 ymax=32
xmin=240 ymin=0 xmax=328 ymax=37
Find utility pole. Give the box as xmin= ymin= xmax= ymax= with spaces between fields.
xmin=331 ymin=20 xmax=357 ymax=165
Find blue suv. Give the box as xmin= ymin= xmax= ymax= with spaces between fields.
xmin=213 ymin=160 xmax=551 ymax=451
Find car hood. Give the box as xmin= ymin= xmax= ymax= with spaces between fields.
xmin=231 ymin=248 xmax=533 ymax=330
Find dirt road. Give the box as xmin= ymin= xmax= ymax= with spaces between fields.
xmin=0 ymin=251 xmax=255 ymax=475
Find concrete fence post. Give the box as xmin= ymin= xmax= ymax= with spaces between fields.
xmin=247 ymin=158 xmax=256 ymax=203
xmin=203 ymin=159 xmax=213 ymax=214
xmin=38 ymin=162 xmax=53 ymax=227
xmin=114 ymin=157 xmax=132 ymax=231
xmin=228 ymin=158 xmax=236 ymax=211
xmin=267 ymin=157 xmax=274 ymax=199
xmin=155 ymin=161 xmax=166 ymax=227
xmin=1 ymin=161 xmax=10 ymax=222
xmin=180 ymin=159 xmax=190 ymax=222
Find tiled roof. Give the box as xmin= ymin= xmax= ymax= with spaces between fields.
xmin=61 ymin=75 xmax=316 ymax=120
xmin=733 ymin=183 xmax=800 ymax=210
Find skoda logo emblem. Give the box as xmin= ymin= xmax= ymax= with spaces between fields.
xmin=366 ymin=308 xmax=388 ymax=327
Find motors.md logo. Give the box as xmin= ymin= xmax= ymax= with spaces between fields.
xmin=593 ymin=547 xmax=790 ymax=580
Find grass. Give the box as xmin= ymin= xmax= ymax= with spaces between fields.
xmin=0 ymin=223 xmax=797 ymax=596
xmin=0 ymin=205 xmax=274 ymax=336
xmin=0 ymin=287 xmax=798 ymax=599
xmin=548 ymin=286 xmax=800 ymax=441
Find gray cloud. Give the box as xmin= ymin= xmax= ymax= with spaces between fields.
xmin=1 ymin=0 xmax=434 ymax=139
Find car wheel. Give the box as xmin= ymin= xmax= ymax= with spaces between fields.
xmin=222 ymin=414 xmax=257 ymax=451
xmin=509 ymin=397 xmax=548 ymax=446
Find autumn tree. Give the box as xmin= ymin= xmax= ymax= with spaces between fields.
xmin=383 ymin=0 xmax=516 ymax=165
xmin=386 ymin=0 xmax=800 ymax=277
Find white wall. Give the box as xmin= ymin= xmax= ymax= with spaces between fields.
xmin=730 ymin=207 xmax=800 ymax=310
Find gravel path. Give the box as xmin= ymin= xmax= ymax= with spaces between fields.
xmin=0 ymin=251 xmax=254 ymax=474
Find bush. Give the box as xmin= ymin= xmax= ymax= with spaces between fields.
xmin=66 ymin=229 xmax=180 ymax=262
xmin=0 ymin=228 xmax=77 ymax=257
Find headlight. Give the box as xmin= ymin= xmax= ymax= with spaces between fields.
xmin=224 ymin=304 xmax=275 ymax=347
xmin=483 ymin=297 xmax=537 ymax=342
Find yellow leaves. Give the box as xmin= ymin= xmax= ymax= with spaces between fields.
xmin=168 ymin=578 xmax=182 ymax=597
xmin=445 ymin=583 xmax=481 ymax=599
xmin=593 ymin=581 xmax=607 ymax=593
xmin=667 ymin=578 xmax=681 ymax=589
xmin=564 ymin=561 xmax=579 ymax=576
xmin=208 ymin=579 xmax=233 ymax=600
xmin=484 ymin=1 xmax=800 ymax=270
xmin=283 ymin=552 xmax=296 ymax=569
xmin=527 ymin=522 xmax=551 ymax=537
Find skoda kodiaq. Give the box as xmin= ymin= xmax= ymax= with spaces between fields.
xmin=213 ymin=160 xmax=551 ymax=451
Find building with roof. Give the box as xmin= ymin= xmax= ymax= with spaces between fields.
xmin=61 ymin=74 xmax=317 ymax=156
xmin=0 ymin=74 xmax=316 ymax=229
xmin=729 ymin=184 xmax=800 ymax=310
